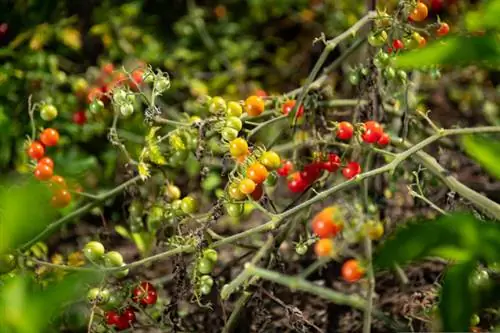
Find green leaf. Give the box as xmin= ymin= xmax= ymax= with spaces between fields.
xmin=393 ymin=34 xmax=500 ymax=69
xmin=466 ymin=0 xmax=500 ymax=31
xmin=461 ymin=135 xmax=500 ymax=179
xmin=439 ymin=260 xmax=476 ymax=332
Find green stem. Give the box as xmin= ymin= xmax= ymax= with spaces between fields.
xmin=153 ymin=116 xmax=191 ymax=127
xmin=318 ymin=99 xmax=368 ymax=107
xmin=362 ymin=236 xmax=375 ymax=333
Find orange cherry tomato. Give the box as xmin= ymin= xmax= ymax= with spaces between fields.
xmin=34 ymin=163 xmax=53 ymax=181
xmin=238 ymin=178 xmax=256 ymax=195
xmin=38 ymin=157 xmax=54 ymax=169
xmin=409 ymin=2 xmax=428 ymax=22
xmin=247 ymin=162 xmax=269 ymax=184
xmin=27 ymin=141 xmax=45 ymax=160
xmin=49 ymin=175 xmax=67 ymax=190
xmin=245 ymin=96 xmax=265 ymax=117
xmin=40 ymin=128 xmax=60 ymax=147
xmin=51 ymin=189 xmax=72 ymax=208
xmin=314 ymin=239 xmax=334 ymax=257
xmin=341 ymin=259 xmax=365 ymax=282
xmin=311 ymin=207 xmax=343 ymax=238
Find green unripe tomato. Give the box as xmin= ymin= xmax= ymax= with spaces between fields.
xmin=101 ymin=294 xmax=121 ymax=310
xmin=199 ymin=283 xmax=212 ymax=295
xmin=87 ymin=288 xmax=100 ymax=303
xmin=113 ymin=89 xmax=127 ymax=103
xmin=89 ymin=100 xmax=104 ymax=114
xmin=376 ymin=52 xmax=391 ymax=66
xmin=155 ymin=76 xmax=170 ymax=93
xmin=348 ymin=71 xmax=360 ymax=85
xmin=40 ymin=104 xmax=58 ymax=121
xmin=470 ymin=269 xmax=491 ymax=291
xmin=265 ymin=172 xmax=278 ymax=187
xmin=225 ymin=202 xmax=244 ymax=217
xmin=200 ymin=275 xmax=214 ymax=288
xmin=83 ymin=241 xmax=105 ymax=262
xmin=165 ymin=184 xmax=181 ymax=201
xmin=225 ymin=116 xmax=243 ymax=131
xmin=221 ymin=127 xmax=239 ymax=141
xmin=209 ymin=96 xmax=227 ymax=114
xmin=197 ymin=258 xmax=214 ymax=274
xmin=119 ymin=104 xmax=134 ymax=117
xmin=72 ymin=77 xmax=88 ymax=93
xmin=180 ymin=196 xmax=197 ymax=214
xmin=227 ymin=101 xmax=243 ymax=117
xmin=104 ymin=251 xmax=124 ymax=267
xmin=203 ymin=249 xmax=218 ymax=263
xmin=172 ymin=199 xmax=183 ymax=212
xmin=367 ymin=30 xmax=387 ymax=47
xmin=470 ymin=314 xmax=480 ymax=326
xmin=114 ymin=264 xmax=129 ymax=279
xmin=0 ymin=254 xmax=16 ymax=274
xmin=383 ymin=67 xmax=396 ymax=80
xmin=397 ymin=70 xmax=407 ymax=84
xmin=295 ymin=243 xmax=308 ymax=255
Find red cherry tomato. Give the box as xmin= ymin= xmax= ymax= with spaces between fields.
xmin=300 ymin=163 xmax=322 ymax=183
xmin=254 ymin=89 xmax=267 ymax=98
xmin=121 ymin=307 xmax=137 ymax=325
xmin=287 ymin=172 xmax=307 ymax=193
xmin=437 ymin=22 xmax=450 ymax=36
xmin=250 ymin=183 xmax=264 ymax=201
xmin=311 ymin=207 xmax=342 ymax=238
xmin=27 ymin=141 xmax=45 ymax=160
xmin=38 ymin=157 xmax=54 ymax=169
xmin=362 ymin=121 xmax=383 ymax=143
xmin=40 ymin=128 xmax=59 ymax=147
xmin=392 ymin=39 xmax=404 ymax=50
xmin=106 ymin=311 xmax=121 ymax=326
xmin=34 ymin=163 xmax=53 ymax=181
xmin=73 ymin=111 xmax=87 ymax=125
xmin=132 ymin=281 xmax=158 ymax=305
xmin=341 ymin=259 xmax=365 ymax=282
xmin=282 ymin=100 xmax=304 ymax=118
xmin=277 ymin=160 xmax=294 ymax=177
xmin=322 ymin=153 xmax=341 ymax=172
xmin=342 ymin=162 xmax=361 ymax=180
xmin=101 ymin=63 xmax=114 ymax=75
xmin=336 ymin=121 xmax=354 ymax=140
xmin=377 ymin=132 xmax=390 ymax=146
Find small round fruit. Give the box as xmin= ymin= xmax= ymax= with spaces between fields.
xmin=377 ymin=133 xmax=390 ymax=146
xmin=239 ymin=178 xmax=256 ymax=195
xmin=83 ymin=241 xmax=105 ymax=262
xmin=51 ymin=189 xmax=71 ymax=208
xmin=342 ymin=162 xmax=362 ymax=179
xmin=165 ymin=184 xmax=181 ymax=201
xmin=392 ymin=39 xmax=404 ymax=50
xmin=260 ymin=151 xmax=281 ymax=170
xmin=228 ymin=183 xmax=247 ymax=201
xmin=367 ymin=30 xmax=388 ymax=47
xmin=28 ymin=141 xmax=45 ymax=160
xmin=341 ymin=259 xmax=365 ymax=282
xmin=87 ymin=288 xmax=100 ymax=303
xmin=250 ymin=183 xmax=264 ymax=201
xmin=40 ymin=104 xmax=58 ymax=121
xmin=121 ymin=307 xmax=136 ymax=325
xmin=105 ymin=311 xmax=121 ymax=326
xmin=383 ymin=67 xmax=396 ymax=80
xmin=89 ymin=100 xmax=104 ymax=114
xmin=229 ymin=138 xmax=249 ymax=157
xmin=132 ymin=281 xmax=157 ymax=305
xmin=245 ymin=95 xmax=265 ymax=117
xmin=470 ymin=314 xmax=480 ymax=327
xmin=200 ymin=275 xmax=214 ymax=288
xmin=409 ymin=2 xmax=428 ymax=22
xmin=336 ymin=121 xmax=354 ymax=140
xmin=40 ymin=128 xmax=60 ymax=147
xmin=101 ymin=63 xmax=114 ymax=75
xmin=227 ymin=101 xmax=243 ymax=117
xmin=348 ymin=71 xmax=360 ymax=85
xmin=203 ymin=249 xmax=218 ymax=263
xmin=226 ymin=202 xmax=244 ymax=217
xmin=74 ymin=110 xmax=88 ymax=125
xmin=362 ymin=121 xmax=383 ymax=143
xmin=314 ymin=239 xmax=334 ymax=257
xmin=38 ymin=157 xmax=54 ymax=169
xmin=312 ymin=207 xmax=342 ymax=238
xmin=199 ymin=283 xmax=212 ymax=295
xmin=0 ymin=254 xmax=16 ymax=274
xmin=180 ymin=196 xmax=197 ymax=214
xmin=247 ymin=162 xmax=269 ymax=184
xmin=221 ymin=127 xmax=239 ymax=141
xmin=300 ymin=163 xmax=322 ymax=183
xmin=104 ymin=251 xmax=124 ymax=267
xmin=282 ymin=100 xmax=304 ymax=118
xmin=114 ymin=264 xmax=129 ymax=279
xmin=365 ymin=221 xmax=384 ymax=240
xmin=34 ymin=163 xmax=53 ymax=181
xmin=209 ymin=96 xmax=227 ymax=114
xmin=226 ymin=116 xmax=243 ymax=131
xmin=295 ymin=243 xmax=308 ymax=255
xmin=397 ymin=70 xmax=407 ymax=84
xmin=437 ymin=22 xmax=450 ymax=36
xmin=48 ymin=175 xmax=67 ymax=190
xmin=470 ymin=269 xmax=491 ymax=291
xmin=322 ymin=153 xmax=341 ymax=172
xmin=277 ymin=160 xmax=293 ymax=176
xmin=197 ymin=258 xmax=214 ymax=274
xmin=119 ymin=104 xmax=134 ymax=117
xmin=287 ymin=172 xmax=307 ymax=193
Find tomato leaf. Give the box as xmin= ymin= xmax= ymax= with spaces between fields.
xmin=439 ymin=260 xmax=476 ymax=332
xmin=393 ymin=34 xmax=500 ymax=69
xmin=461 ymin=135 xmax=500 ymax=180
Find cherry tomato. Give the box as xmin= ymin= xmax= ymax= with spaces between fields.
xmin=27 ymin=141 xmax=45 ymax=160
xmin=226 ymin=203 xmax=244 ymax=217
xmin=254 ymin=89 xmax=267 ymax=98
xmin=377 ymin=132 xmax=390 ymax=146
xmin=437 ymin=22 xmax=450 ymax=36
xmin=322 ymin=153 xmax=341 ymax=172
xmin=34 ymin=163 xmax=53 ymax=181
xmin=228 ymin=183 xmax=247 ymax=200
xmin=312 ymin=207 xmax=342 ymax=238
xmin=40 ymin=128 xmax=59 ymax=147
xmin=287 ymin=172 xmax=307 ymax=193
xmin=239 ymin=178 xmax=256 ymax=195
xmin=348 ymin=71 xmax=360 ymax=85
xmin=51 ymin=189 xmax=71 ymax=208
xmin=392 ymin=39 xmax=404 ymax=50
xmin=314 ymin=239 xmax=334 ymax=257
xmin=115 ymin=316 xmax=132 ymax=330
xmin=0 ymin=254 xmax=16 ymax=274
xmin=336 ymin=121 xmax=354 ymax=140
xmin=203 ymin=249 xmax=218 ymax=262
xmin=132 ymin=281 xmax=157 ymax=305
xmin=180 ymin=196 xmax=197 ymax=214
xmin=277 ymin=160 xmax=294 ymax=176
xmin=260 ymin=151 xmax=281 ymax=170
xmin=40 ymin=104 xmax=58 ymax=121
xmin=365 ymin=220 xmax=384 ymax=240
xmin=409 ymin=2 xmax=428 ymax=22
xmin=130 ymin=69 xmax=144 ymax=90
xmin=229 ymin=138 xmax=249 ymax=157
xmin=73 ymin=111 xmax=87 ymax=125
xmin=38 ymin=157 xmax=54 ymax=169
xmin=430 ymin=0 xmax=443 ymax=12
xmin=342 ymin=162 xmax=361 ymax=179
xmin=121 ymin=307 xmax=136 ymax=325
xmin=104 ymin=251 xmax=124 ymax=267
xmin=83 ymin=241 xmax=105 ymax=262
xmin=341 ymin=259 xmax=365 ymax=282
xmin=165 ymin=184 xmax=181 ymax=201
xmin=227 ymin=101 xmax=243 ymax=117
xmin=86 ymin=87 xmax=102 ymax=104
xmin=250 ymin=183 xmax=264 ymax=201
xmin=106 ymin=311 xmax=121 ymax=326
xmin=226 ymin=116 xmax=243 ymax=131
xmin=209 ymin=96 xmax=227 ymax=114
xmin=362 ymin=121 xmax=383 ymax=143
xmin=48 ymin=175 xmax=67 ymax=190
xmin=300 ymin=163 xmax=322 ymax=183
xmin=245 ymin=95 xmax=265 ymax=117
xmin=367 ymin=30 xmax=388 ymax=47
xmin=198 ymin=258 xmax=214 ymax=274
xmin=418 ymin=37 xmax=426 ymax=48
xmin=247 ymin=162 xmax=269 ymax=184
xmin=282 ymin=100 xmax=304 ymax=118
xmin=89 ymin=100 xmax=104 ymax=114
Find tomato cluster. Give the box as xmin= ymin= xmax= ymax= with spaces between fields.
xmin=83 ymin=241 xmax=129 ymax=278
xmin=196 ymin=249 xmax=218 ymax=295
xmin=105 ymin=307 xmax=137 ymax=331
xmin=27 ymin=128 xmax=72 ymax=208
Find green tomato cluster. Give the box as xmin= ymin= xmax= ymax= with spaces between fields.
xmin=196 ymin=249 xmax=218 ymax=296
xmin=205 ymin=96 xmax=245 ymax=142
xmin=112 ymin=88 xmax=137 ymax=117
xmin=83 ymin=241 xmax=129 ymax=278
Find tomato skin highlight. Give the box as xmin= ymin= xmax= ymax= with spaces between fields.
xmin=34 ymin=163 xmax=53 ymax=181
xmin=311 ymin=207 xmax=343 ymax=238
xmin=28 ymin=141 xmax=45 ymax=160
xmin=341 ymin=259 xmax=365 ymax=282
xmin=51 ymin=189 xmax=72 ymax=208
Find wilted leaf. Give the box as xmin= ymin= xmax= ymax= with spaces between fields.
xmin=461 ymin=135 xmax=500 ymax=179
xmin=393 ymin=34 xmax=500 ymax=69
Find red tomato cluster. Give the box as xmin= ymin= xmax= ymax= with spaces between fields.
xmin=361 ymin=120 xmax=390 ymax=146
xmin=26 ymin=128 xmax=72 ymax=208
xmin=105 ymin=281 xmax=157 ymax=331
